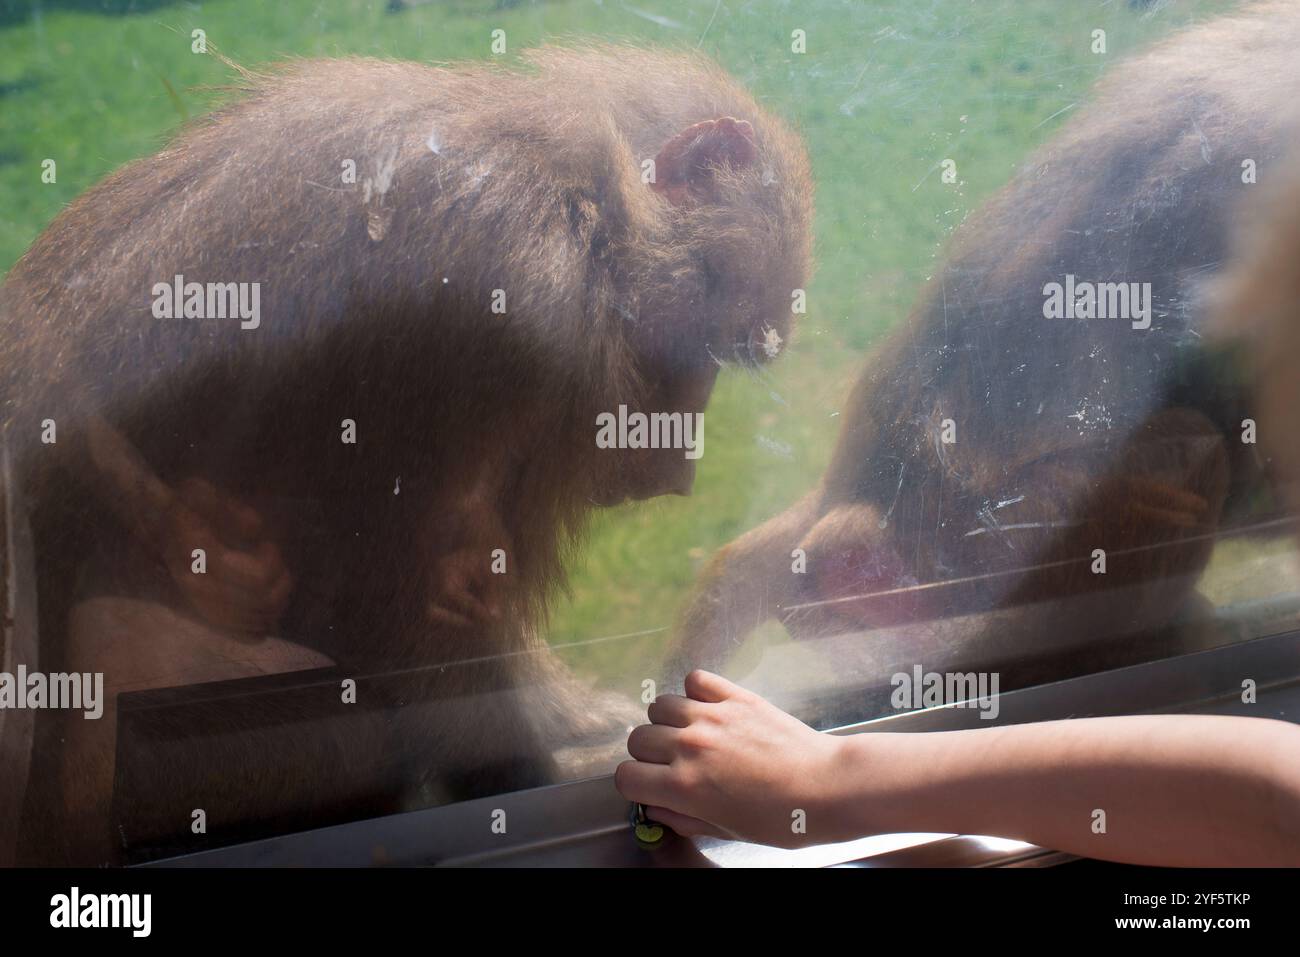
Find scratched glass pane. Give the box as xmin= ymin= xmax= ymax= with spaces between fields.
xmin=0 ymin=0 xmax=1295 ymax=865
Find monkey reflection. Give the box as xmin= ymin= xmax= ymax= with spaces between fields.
xmin=675 ymin=4 xmax=1300 ymax=698
xmin=0 ymin=46 xmax=813 ymax=863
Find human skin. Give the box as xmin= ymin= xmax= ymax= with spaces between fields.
xmin=615 ymin=670 xmax=1300 ymax=866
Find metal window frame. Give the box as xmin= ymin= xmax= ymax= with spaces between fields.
xmin=151 ymin=626 xmax=1300 ymax=868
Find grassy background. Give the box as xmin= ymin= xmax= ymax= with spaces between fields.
xmin=0 ymin=0 xmax=1230 ymax=687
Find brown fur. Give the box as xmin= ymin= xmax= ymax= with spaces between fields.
xmin=1214 ymin=152 xmax=1300 ymax=515
xmin=674 ymin=4 xmax=1300 ymax=714
xmin=0 ymin=45 xmax=813 ymax=863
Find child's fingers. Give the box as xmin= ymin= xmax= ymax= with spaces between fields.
xmin=647 ymin=693 xmax=703 ymax=727
xmin=642 ymin=805 xmax=728 ymax=841
xmin=684 ymin=668 xmax=741 ymax=703
xmin=614 ymin=758 xmax=679 ymax=809
xmin=626 ymin=723 xmax=679 ymax=764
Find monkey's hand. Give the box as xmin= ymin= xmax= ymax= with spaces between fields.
xmin=791 ymin=500 xmax=930 ymax=633
xmin=426 ymin=548 xmax=509 ymax=628
xmin=425 ymin=508 xmax=514 ymax=629
xmin=1009 ymin=409 xmax=1228 ymax=587
xmin=1110 ymin=475 xmax=1214 ymax=535
xmin=671 ymin=491 xmax=822 ymax=675
xmin=156 ymin=478 xmax=293 ymax=638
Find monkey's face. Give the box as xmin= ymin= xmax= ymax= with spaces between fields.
xmin=592 ymin=450 xmax=695 ymax=507
xmin=590 ymin=113 xmax=811 ymax=507
xmin=692 ymin=168 xmax=812 ymax=372
xmin=647 ymin=114 xmax=812 ymax=368
xmin=696 ymin=229 xmax=801 ymax=367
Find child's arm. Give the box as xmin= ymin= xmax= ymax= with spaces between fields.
xmin=615 ymin=670 xmax=1300 ymax=866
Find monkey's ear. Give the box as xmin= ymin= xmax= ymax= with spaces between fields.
xmin=651 ymin=116 xmax=757 ymax=206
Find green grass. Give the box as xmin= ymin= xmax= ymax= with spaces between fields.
xmin=0 ymin=0 xmax=1230 ymax=689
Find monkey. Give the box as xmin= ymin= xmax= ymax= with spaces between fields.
xmin=1212 ymin=150 xmax=1300 ymax=517
xmin=671 ymin=2 xmax=1300 ymax=720
xmin=0 ymin=45 xmax=813 ymax=864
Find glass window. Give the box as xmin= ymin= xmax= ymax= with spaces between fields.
xmin=1 ymin=0 xmax=1295 ymax=865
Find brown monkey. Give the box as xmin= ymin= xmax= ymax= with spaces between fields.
xmin=673 ymin=3 xmax=1300 ymax=715
xmin=0 ymin=46 xmax=813 ymax=863
xmin=1214 ymin=154 xmax=1300 ymax=515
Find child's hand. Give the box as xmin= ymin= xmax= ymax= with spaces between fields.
xmin=615 ymin=670 xmax=850 ymax=848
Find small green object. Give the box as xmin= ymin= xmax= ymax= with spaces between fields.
xmin=630 ymin=802 xmax=665 ymax=848
xmin=635 ymin=822 xmax=665 ymax=845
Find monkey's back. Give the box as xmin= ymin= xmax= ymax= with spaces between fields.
xmin=0 ymin=48 xmax=804 ymax=432
xmin=834 ymin=1 xmax=1300 ymax=510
